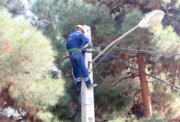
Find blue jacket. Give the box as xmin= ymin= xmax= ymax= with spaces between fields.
xmin=66 ymin=31 xmax=90 ymax=51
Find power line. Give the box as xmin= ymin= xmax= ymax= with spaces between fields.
xmin=91 ymin=40 xmax=127 ymax=71
xmin=94 ymin=44 xmax=180 ymax=56
xmin=113 ymin=59 xmax=180 ymax=89
xmin=63 ymin=43 xmax=180 ymax=63
xmin=86 ymin=49 xmax=180 ymax=89
xmin=64 ymin=48 xmax=180 ymax=89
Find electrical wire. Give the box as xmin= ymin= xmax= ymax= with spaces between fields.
xmin=113 ymin=59 xmax=180 ymax=89
xmin=65 ymin=45 xmax=180 ymax=89
xmin=87 ymin=50 xmax=180 ymax=89
xmin=94 ymin=44 xmax=180 ymax=56
xmin=88 ymin=41 xmax=126 ymax=73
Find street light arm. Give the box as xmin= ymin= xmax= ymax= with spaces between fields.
xmin=91 ymin=25 xmax=139 ymax=64
xmin=91 ymin=10 xmax=165 ymax=65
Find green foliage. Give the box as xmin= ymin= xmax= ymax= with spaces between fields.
xmin=109 ymin=117 xmax=126 ymax=122
xmin=0 ymin=9 xmax=67 ymax=121
xmin=167 ymin=8 xmax=180 ymax=35
xmin=164 ymin=0 xmax=180 ymax=8
xmin=151 ymin=24 xmax=180 ymax=62
xmin=109 ymin=113 xmax=167 ymax=122
xmin=0 ymin=0 xmax=26 ymax=16
xmin=162 ymin=0 xmax=171 ymax=4
xmin=119 ymin=9 xmax=152 ymax=49
xmin=121 ymin=9 xmax=142 ymax=31
xmin=144 ymin=24 xmax=180 ymax=119
xmin=30 ymin=0 xmax=180 ymax=121
xmin=140 ymin=112 xmax=166 ymax=122
xmin=36 ymin=112 xmax=54 ymax=122
xmin=109 ymin=112 xmax=167 ymax=122
xmin=151 ymin=85 xmax=180 ymax=117
xmin=51 ymin=38 xmax=66 ymax=67
xmin=93 ymin=8 xmax=180 ymax=121
xmin=9 ymin=77 xmax=65 ymax=112
xmin=31 ymin=0 xmax=119 ymax=64
xmin=94 ymin=68 xmax=139 ymax=120
xmin=0 ymin=0 xmax=6 ymax=7
xmin=0 ymin=10 xmax=54 ymax=86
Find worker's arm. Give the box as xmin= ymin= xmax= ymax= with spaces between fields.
xmin=80 ymin=34 xmax=93 ymax=50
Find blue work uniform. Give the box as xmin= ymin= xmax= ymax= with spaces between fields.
xmin=66 ymin=30 xmax=92 ymax=88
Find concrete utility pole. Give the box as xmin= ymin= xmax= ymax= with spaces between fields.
xmin=137 ymin=52 xmax=152 ymax=117
xmin=81 ymin=25 xmax=95 ymax=122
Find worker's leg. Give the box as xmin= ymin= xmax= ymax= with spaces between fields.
xmin=76 ymin=52 xmax=94 ymax=88
xmin=69 ymin=54 xmax=82 ymax=88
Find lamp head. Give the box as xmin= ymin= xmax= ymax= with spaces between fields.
xmin=138 ymin=10 xmax=165 ymax=28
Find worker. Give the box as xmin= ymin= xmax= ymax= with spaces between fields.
xmin=66 ymin=25 xmax=97 ymax=93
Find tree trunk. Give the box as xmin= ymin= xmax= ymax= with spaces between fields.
xmin=137 ymin=53 xmax=152 ymax=117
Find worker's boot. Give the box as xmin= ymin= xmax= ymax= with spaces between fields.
xmin=84 ymin=78 xmax=97 ymax=89
xmin=87 ymin=83 xmax=97 ymax=89
xmin=85 ymin=80 xmax=97 ymax=89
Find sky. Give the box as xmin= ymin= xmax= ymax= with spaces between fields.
xmin=22 ymin=0 xmax=35 ymax=8
xmin=15 ymin=0 xmax=38 ymax=22
xmin=22 ymin=0 xmax=28 ymax=7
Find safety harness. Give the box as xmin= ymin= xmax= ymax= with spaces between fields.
xmin=68 ymin=48 xmax=81 ymax=55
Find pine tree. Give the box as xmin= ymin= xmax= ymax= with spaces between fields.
xmin=31 ymin=0 xmax=121 ymax=120
xmin=93 ymin=8 xmax=180 ymax=121
xmin=0 ymin=0 xmax=26 ymax=16
xmin=31 ymin=0 xmax=119 ymax=67
xmin=0 ymin=9 xmax=68 ymax=121
xmin=17 ymin=0 xmax=180 ymax=121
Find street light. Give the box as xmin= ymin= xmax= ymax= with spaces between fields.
xmin=91 ymin=10 xmax=165 ymax=65
xmin=138 ymin=10 xmax=165 ymax=28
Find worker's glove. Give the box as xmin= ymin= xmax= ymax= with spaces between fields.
xmin=82 ymin=42 xmax=93 ymax=50
xmin=86 ymin=42 xmax=93 ymax=49
xmin=81 ymin=42 xmax=93 ymax=53
xmin=82 ymin=48 xmax=87 ymax=54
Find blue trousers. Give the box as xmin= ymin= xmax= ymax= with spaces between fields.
xmin=69 ymin=52 xmax=91 ymax=88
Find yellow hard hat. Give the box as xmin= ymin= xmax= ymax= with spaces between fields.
xmin=75 ymin=25 xmax=85 ymax=34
